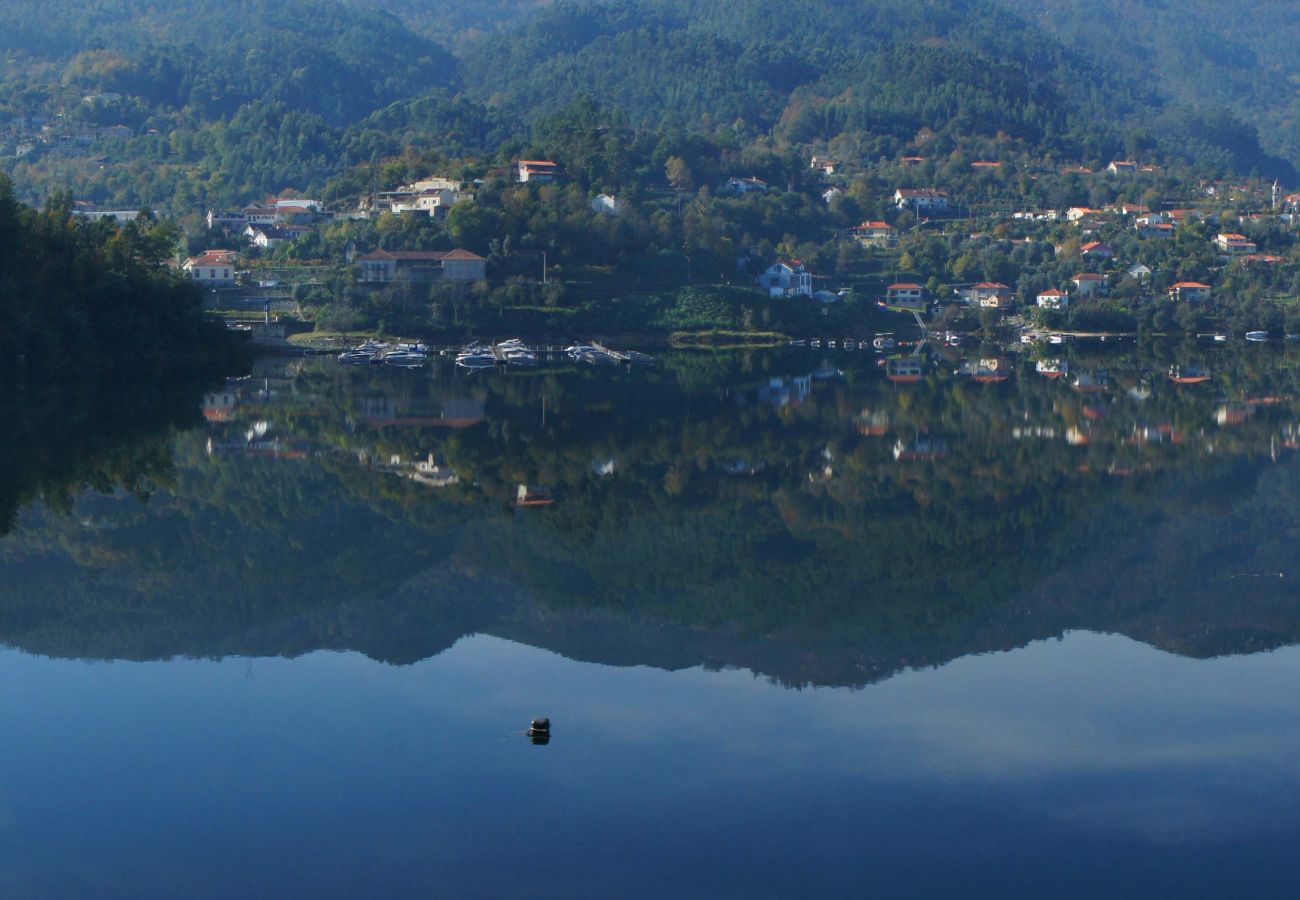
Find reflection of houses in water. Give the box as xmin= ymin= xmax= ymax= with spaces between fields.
xmin=1129 ymin=423 xmax=1184 ymax=445
xmin=956 ymin=358 xmax=1011 ymax=383
xmin=591 ymin=458 xmax=617 ymax=477
xmin=1036 ymin=359 xmax=1068 ymax=379
xmin=1066 ymin=426 xmax=1090 ymax=446
xmin=206 ymin=420 xmax=310 ymax=460
xmin=1168 ymin=364 xmax=1211 ymax=384
xmin=857 ymin=409 xmax=891 ymax=436
xmin=885 ymin=357 xmax=924 ymax=383
xmin=722 ymin=459 xmax=766 ymax=476
xmin=516 ymin=485 xmax=555 ymax=506
xmin=1072 ymin=371 xmax=1109 ymax=394
xmin=1216 ymin=403 xmax=1255 ymax=426
xmin=202 ymin=390 xmax=238 ymax=422
xmin=1283 ymin=424 xmax=1300 ymax=449
xmin=893 ymin=437 xmax=948 ymax=460
xmin=412 ymin=455 xmax=460 ymax=487
xmin=374 ymin=453 xmax=460 ymax=487
xmin=355 ymin=393 xmax=486 ymax=429
xmin=758 ymin=375 xmax=813 ymax=408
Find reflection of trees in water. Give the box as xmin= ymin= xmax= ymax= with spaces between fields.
xmin=4 ymin=347 xmax=1300 ymax=682
xmin=0 ymin=379 xmax=203 ymax=535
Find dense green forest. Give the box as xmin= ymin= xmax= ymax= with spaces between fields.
xmin=0 ymin=173 xmax=235 ymax=378
xmin=996 ymin=0 xmax=1300 ymax=168
xmin=2 ymin=0 xmax=1296 ymax=213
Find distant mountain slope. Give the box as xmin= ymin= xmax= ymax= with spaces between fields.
xmin=457 ymin=0 xmax=1294 ymax=178
xmin=0 ymin=0 xmax=457 ymax=122
xmin=344 ymin=0 xmax=557 ymax=47
xmin=995 ymin=0 xmax=1300 ymax=169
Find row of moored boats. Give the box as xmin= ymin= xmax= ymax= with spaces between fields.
xmin=456 ymin=339 xmax=537 ymax=369
xmin=338 ymin=340 xmax=432 ymax=368
xmin=339 ymin=338 xmax=655 ymax=370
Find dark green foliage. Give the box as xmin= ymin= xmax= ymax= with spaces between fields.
xmin=0 ymin=175 xmax=232 ymax=379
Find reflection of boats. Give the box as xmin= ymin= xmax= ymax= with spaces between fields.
xmin=885 ymin=357 xmax=924 ymax=383
xmin=456 ymin=352 xmax=497 ymax=369
xmin=1245 ymin=331 xmax=1269 ymax=342
xmin=1168 ymin=364 xmax=1211 ymax=384
xmin=504 ymin=349 xmax=538 ymax=366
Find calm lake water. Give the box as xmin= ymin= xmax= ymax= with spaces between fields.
xmin=4 ymin=342 xmax=1300 ymax=897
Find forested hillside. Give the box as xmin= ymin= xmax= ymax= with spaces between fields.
xmin=346 ymin=0 xmax=554 ymax=47
xmin=0 ymin=0 xmax=1295 ymax=212
xmin=996 ymin=0 xmax=1300 ymax=168
xmin=0 ymin=175 xmax=229 ymax=378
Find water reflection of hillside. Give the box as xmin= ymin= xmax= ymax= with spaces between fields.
xmin=4 ymin=347 xmax=1300 ymax=685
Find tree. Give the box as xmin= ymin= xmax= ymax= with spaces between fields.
xmin=665 ymin=156 xmax=695 ymax=193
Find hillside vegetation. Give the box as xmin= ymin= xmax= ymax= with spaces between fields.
xmin=1 ymin=0 xmax=1296 ymax=212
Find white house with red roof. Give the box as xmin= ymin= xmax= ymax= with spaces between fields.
xmin=885 ymin=282 xmax=926 ymax=310
xmin=182 ymin=250 xmax=238 ymax=287
xmin=517 ymin=160 xmax=561 ymax=183
xmin=1080 ymin=241 xmax=1114 ymax=260
xmin=810 ymin=155 xmax=838 ymax=175
xmin=757 ymin=260 xmax=812 ymax=297
xmin=1136 ymin=220 xmax=1174 ymax=238
xmin=1215 ymin=233 xmax=1258 ymax=254
xmin=1071 ymin=273 xmax=1106 ymax=296
xmin=894 ymin=188 xmax=949 ymax=212
xmin=957 ymin=282 xmax=1011 ymax=305
xmin=1036 ymin=288 xmax=1069 ymax=310
xmin=853 ymin=221 xmax=896 ymax=247
xmin=1170 ymin=281 xmax=1211 ymax=302
xmin=357 ymin=249 xmax=486 ymax=283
